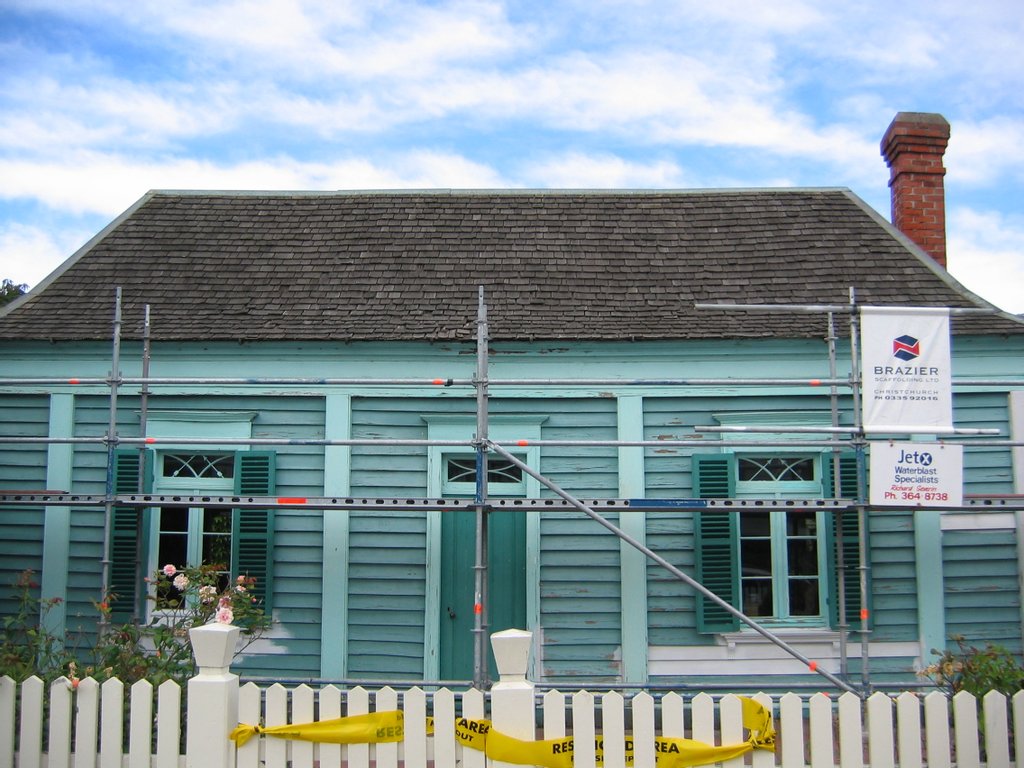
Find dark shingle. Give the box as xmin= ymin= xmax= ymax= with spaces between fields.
xmin=1 ymin=189 xmax=1021 ymax=342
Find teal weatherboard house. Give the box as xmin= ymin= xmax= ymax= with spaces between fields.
xmin=2 ymin=113 xmax=1024 ymax=691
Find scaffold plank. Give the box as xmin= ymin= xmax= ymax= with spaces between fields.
xmin=3 ymin=493 xmax=1019 ymax=510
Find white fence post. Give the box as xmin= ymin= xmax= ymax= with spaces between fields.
xmin=490 ymin=629 xmax=535 ymax=768
xmin=186 ymin=622 xmax=240 ymax=768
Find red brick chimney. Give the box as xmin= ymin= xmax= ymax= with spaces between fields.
xmin=880 ymin=112 xmax=951 ymax=268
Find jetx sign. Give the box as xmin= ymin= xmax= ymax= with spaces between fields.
xmin=869 ymin=442 xmax=963 ymax=507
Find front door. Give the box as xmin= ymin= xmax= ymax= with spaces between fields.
xmin=438 ymin=452 xmax=528 ymax=681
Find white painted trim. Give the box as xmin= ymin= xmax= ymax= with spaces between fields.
xmin=144 ymin=410 xmax=257 ymax=450
xmin=41 ymin=393 xmax=74 ymax=637
xmin=649 ymin=639 xmax=919 ymax=676
xmin=1013 ymin=391 xmax=1024 ymax=490
xmin=321 ymin=394 xmax=352 ymax=678
xmin=1010 ymin=391 xmax=1024 ymax=650
xmin=617 ymin=395 xmax=648 ymax=684
xmin=941 ymin=511 xmax=1016 ymax=531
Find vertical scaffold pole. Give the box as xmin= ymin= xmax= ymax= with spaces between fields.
xmin=473 ymin=286 xmax=490 ymax=688
xmin=99 ymin=287 xmax=123 ymax=637
xmin=847 ymin=288 xmax=872 ymax=691
xmin=827 ymin=310 xmax=849 ymax=681
xmin=134 ymin=304 xmax=151 ymax=623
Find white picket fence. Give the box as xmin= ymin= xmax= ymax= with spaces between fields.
xmin=2 ymin=674 xmax=1023 ymax=768
xmin=2 ymin=624 xmax=1022 ymax=767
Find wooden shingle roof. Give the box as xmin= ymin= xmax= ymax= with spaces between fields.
xmin=2 ymin=189 xmax=1021 ymax=341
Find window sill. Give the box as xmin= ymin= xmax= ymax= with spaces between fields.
xmin=719 ymin=626 xmax=839 ymax=650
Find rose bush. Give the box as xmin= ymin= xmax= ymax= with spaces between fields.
xmin=0 ymin=564 xmax=271 ymax=686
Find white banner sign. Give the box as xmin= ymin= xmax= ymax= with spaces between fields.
xmin=869 ymin=442 xmax=963 ymax=507
xmin=860 ymin=307 xmax=953 ymax=433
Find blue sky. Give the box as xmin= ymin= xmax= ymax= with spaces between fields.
xmin=2 ymin=1 xmax=1023 ymax=311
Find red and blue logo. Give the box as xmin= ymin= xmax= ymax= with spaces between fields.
xmin=892 ymin=334 xmax=920 ymax=362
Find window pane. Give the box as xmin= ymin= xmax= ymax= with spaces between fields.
xmin=740 ymin=512 xmax=771 ymax=537
xmin=446 ymin=457 xmax=476 ymax=482
xmin=158 ymin=531 xmax=187 ymax=567
xmin=162 ymin=453 xmax=234 ymax=479
xmin=202 ymin=508 xmax=232 ymax=568
xmin=738 ymin=457 xmax=815 ymax=482
xmin=202 ymin=534 xmax=232 ymax=567
xmin=787 ymin=511 xmax=817 ymax=537
xmin=203 ymin=508 xmax=232 ymax=533
xmin=487 ymin=461 xmax=523 ymax=483
xmin=742 ymin=580 xmax=773 ymax=616
xmin=160 ymin=506 xmax=189 ymax=532
xmin=156 ymin=531 xmax=188 ymax=609
xmin=444 ymin=455 xmax=525 ymax=484
xmin=788 ymin=538 xmax=819 ymax=576
xmin=741 ymin=539 xmax=772 ymax=574
xmin=789 ymin=578 xmax=820 ymax=616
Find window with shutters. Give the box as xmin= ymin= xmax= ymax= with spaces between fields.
xmin=108 ymin=447 xmax=276 ymax=621
xmin=152 ymin=452 xmax=235 ymax=609
xmin=693 ymin=451 xmax=866 ymax=633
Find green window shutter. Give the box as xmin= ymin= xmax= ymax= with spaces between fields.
xmin=692 ymin=454 xmax=740 ymax=633
xmin=232 ymin=451 xmax=276 ymax=612
xmin=109 ymin=448 xmax=152 ymax=622
xmin=824 ymin=453 xmax=869 ymax=631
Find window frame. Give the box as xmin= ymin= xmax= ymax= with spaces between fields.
xmin=149 ymin=452 xmax=236 ymax=613
xmin=693 ymin=450 xmax=866 ymax=634
xmin=732 ymin=451 xmax=828 ymax=626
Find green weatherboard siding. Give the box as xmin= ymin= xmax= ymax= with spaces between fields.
xmin=2 ymin=334 xmax=1023 ymax=683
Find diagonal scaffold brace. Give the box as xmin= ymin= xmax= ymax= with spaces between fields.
xmin=485 ymin=439 xmax=863 ymax=696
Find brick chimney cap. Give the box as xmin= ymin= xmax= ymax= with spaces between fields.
xmin=889 ymin=112 xmax=950 ymax=128
xmin=880 ymin=112 xmax=950 ymax=149
xmin=881 ymin=112 xmax=950 ymax=156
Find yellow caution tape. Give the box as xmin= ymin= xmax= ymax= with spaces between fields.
xmin=229 ymin=710 xmax=403 ymax=747
xmin=229 ymin=696 xmax=775 ymax=768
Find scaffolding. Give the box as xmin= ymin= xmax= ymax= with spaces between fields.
xmin=2 ymin=287 xmax=1023 ymax=696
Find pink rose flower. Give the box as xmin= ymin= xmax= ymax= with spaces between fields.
xmin=216 ymin=606 xmax=234 ymax=624
xmin=162 ymin=564 xmax=177 ymax=577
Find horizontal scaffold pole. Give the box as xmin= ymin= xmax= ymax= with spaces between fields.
xmin=2 ymin=376 xmax=1020 ymax=388
xmin=7 ymin=436 xmax=1024 ymax=449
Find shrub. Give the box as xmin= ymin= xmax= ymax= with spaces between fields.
xmin=0 ymin=564 xmax=271 ymax=686
xmin=919 ymin=635 xmax=1024 ymax=697
xmin=0 ymin=570 xmax=69 ymax=681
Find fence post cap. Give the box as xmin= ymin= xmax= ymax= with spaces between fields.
xmin=189 ymin=621 xmax=240 ymax=673
xmin=491 ymin=628 xmax=532 ymax=682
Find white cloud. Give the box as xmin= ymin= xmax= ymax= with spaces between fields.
xmin=0 ymin=0 xmax=879 ymax=170
xmin=521 ymin=152 xmax=692 ymax=188
xmin=0 ymin=150 xmax=509 ymax=216
xmin=20 ymin=0 xmax=525 ymax=81
xmin=0 ymin=223 xmax=92 ymax=288
xmin=946 ymin=117 xmax=1024 ymax=186
xmin=947 ymin=207 xmax=1024 ymax=314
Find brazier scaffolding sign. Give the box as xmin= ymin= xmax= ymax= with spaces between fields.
xmin=869 ymin=442 xmax=963 ymax=507
xmin=860 ymin=307 xmax=953 ymax=433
